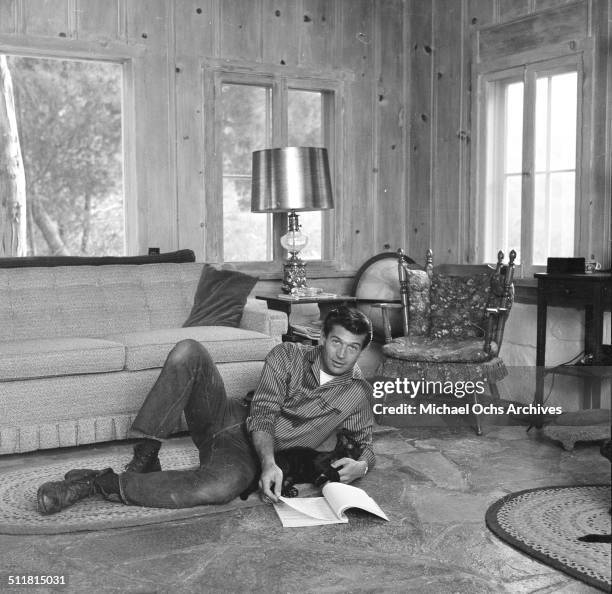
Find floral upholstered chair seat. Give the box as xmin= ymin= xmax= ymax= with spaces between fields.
xmin=383 ymin=335 xmax=498 ymax=363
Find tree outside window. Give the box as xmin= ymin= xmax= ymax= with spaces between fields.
xmin=0 ymin=54 xmax=124 ymax=257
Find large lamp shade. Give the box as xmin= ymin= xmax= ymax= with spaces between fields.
xmin=251 ymin=147 xmax=334 ymax=212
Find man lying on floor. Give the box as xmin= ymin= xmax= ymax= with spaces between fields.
xmin=37 ymin=306 xmax=375 ymax=512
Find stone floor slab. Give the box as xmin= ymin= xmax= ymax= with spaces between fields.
xmin=407 ymin=486 xmax=507 ymax=524
xmin=397 ymin=451 xmax=468 ymax=490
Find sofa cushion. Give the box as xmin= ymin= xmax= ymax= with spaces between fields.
xmin=0 ymin=263 xmax=203 ymax=340
xmin=107 ymin=327 xmax=278 ymax=371
xmin=0 ymin=338 xmax=126 ymax=381
xmin=183 ymin=265 xmax=258 ymax=328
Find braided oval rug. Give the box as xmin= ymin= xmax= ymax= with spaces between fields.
xmin=0 ymin=443 xmax=269 ymax=535
xmin=486 ymin=485 xmax=611 ymax=592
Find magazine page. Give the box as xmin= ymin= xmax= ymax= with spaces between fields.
xmin=322 ymin=482 xmax=390 ymax=522
xmin=273 ymin=495 xmax=347 ymax=527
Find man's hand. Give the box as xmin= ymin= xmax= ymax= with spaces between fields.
xmin=259 ymin=462 xmax=283 ymax=503
xmin=331 ymin=458 xmax=368 ymax=484
xmin=251 ymin=430 xmax=282 ymax=503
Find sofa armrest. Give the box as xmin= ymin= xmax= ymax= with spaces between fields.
xmin=240 ymin=299 xmax=288 ymax=338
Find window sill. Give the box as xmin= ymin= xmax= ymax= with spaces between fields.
xmin=221 ymin=261 xmax=358 ymax=281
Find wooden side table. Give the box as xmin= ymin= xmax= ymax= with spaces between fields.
xmin=534 ymin=272 xmax=612 ymax=427
xmin=255 ymin=293 xmax=357 ymax=343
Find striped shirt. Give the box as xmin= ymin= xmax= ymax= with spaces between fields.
xmin=246 ymin=342 xmax=375 ymax=469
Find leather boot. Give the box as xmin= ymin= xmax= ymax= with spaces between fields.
xmin=37 ymin=468 xmax=113 ymax=515
xmin=124 ymin=439 xmax=162 ymax=473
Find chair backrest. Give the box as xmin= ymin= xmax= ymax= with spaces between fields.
xmin=398 ymin=248 xmax=516 ymax=349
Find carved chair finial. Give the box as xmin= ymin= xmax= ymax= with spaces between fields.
xmin=425 ymin=249 xmax=433 ymax=277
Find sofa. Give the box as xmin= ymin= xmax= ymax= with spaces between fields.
xmin=0 ymin=258 xmax=286 ymax=454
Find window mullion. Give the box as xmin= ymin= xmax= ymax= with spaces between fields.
xmin=498 ymin=85 xmax=508 ymax=255
xmin=271 ymin=78 xmax=288 ymax=261
xmin=521 ymin=67 xmax=536 ymax=272
xmin=544 ymin=76 xmax=553 ymax=260
xmin=322 ymin=91 xmax=336 ymax=261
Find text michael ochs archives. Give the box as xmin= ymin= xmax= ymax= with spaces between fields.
xmin=370 ymin=378 xmax=563 ymax=416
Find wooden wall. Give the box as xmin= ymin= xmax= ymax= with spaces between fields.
xmin=0 ymin=0 xmax=609 ymax=275
xmin=408 ymin=0 xmax=611 ymax=269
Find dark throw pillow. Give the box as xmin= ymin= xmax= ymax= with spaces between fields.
xmin=183 ymin=264 xmax=258 ymax=328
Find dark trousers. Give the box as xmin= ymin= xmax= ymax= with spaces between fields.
xmin=119 ymin=339 xmax=259 ymax=508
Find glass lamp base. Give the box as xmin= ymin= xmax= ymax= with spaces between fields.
xmin=281 ymin=257 xmax=307 ymax=294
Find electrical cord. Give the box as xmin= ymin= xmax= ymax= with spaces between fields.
xmin=542 ymin=350 xmax=585 ymax=405
xmin=525 ymin=350 xmax=585 ymax=432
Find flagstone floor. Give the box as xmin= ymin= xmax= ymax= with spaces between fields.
xmin=0 ymin=412 xmax=609 ymax=593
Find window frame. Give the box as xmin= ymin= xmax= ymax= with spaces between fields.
xmin=0 ymin=39 xmax=136 ymax=256
xmin=474 ymin=53 xmax=587 ymax=278
xmin=202 ymin=61 xmax=344 ymax=273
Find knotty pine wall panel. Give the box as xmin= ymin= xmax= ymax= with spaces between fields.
xmin=173 ymin=2 xmax=215 ymax=258
xmin=497 ymin=0 xmax=532 ymax=22
xmin=0 ymin=0 xmax=16 ymax=34
xmin=406 ymin=0 xmax=433 ymax=264
xmin=589 ymin=0 xmax=611 ymax=263
xmin=219 ymin=0 xmax=262 ymax=62
xmin=299 ymin=0 xmax=337 ymax=68
xmin=262 ymin=0 xmax=299 ymax=67
xmin=174 ymin=0 xmax=216 ymax=57
xmin=23 ymin=0 xmax=70 ymax=37
xmin=76 ymin=0 xmax=123 ymax=42
xmin=337 ymin=0 xmax=375 ymax=269
xmin=467 ymin=0 xmax=495 ymax=36
xmin=430 ymin=0 xmax=466 ymax=263
xmin=374 ymin=0 xmax=406 ymax=255
xmin=478 ymin=1 xmax=588 ymax=58
xmin=534 ymin=0 xmax=579 ymax=11
xmin=125 ymin=0 xmax=175 ymax=252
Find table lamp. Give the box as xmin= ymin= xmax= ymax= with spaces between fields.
xmin=251 ymin=146 xmax=334 ymax=293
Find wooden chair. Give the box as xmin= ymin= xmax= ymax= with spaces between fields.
xmin=375 ymin=248 xmax=516 ymax=435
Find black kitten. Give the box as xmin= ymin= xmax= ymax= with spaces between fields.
xmin=240 ymin=429 xmax=363 ymax=500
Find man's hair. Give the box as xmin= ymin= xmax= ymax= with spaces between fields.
xmin=322 ymin=306 xmax=373 ymax=349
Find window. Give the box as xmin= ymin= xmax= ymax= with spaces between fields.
xmin=479 ymin=59 xmax=581 ymax=274
xmin=212 ymin=68 xmax=339 ymax=265
xmin=221 ymin=83 xmax=271 ymax=262
xmin=0 ymin=54 xmax=124 ymax=257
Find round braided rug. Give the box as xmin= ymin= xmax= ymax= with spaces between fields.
xmin=486 ymin=485 xmax=611 ymax=592
xmin=0 ymin=444 xmax=266 ymax=535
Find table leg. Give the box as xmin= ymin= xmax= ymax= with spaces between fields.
xmin=534 ymin=288 xmax=548 ymax=428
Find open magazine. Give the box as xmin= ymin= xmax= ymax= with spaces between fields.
xmin=273 ymin=482 xmax=389 ymax=527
